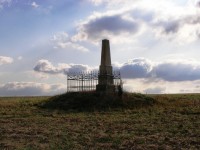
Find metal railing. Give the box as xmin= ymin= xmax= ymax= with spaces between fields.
xmin=66 ymin=71 xmax=122 ymax=92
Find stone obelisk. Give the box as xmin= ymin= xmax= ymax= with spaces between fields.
xmin=96 ymin=39 xmax=115 ymax=93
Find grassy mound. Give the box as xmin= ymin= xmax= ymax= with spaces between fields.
xmin=40 ymin=92 xmax=156 ymax=111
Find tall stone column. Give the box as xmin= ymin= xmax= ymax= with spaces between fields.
xmin=96 ymin=39 xmax=115 ymax=93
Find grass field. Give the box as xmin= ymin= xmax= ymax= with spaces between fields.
xmin=0 ymin=94 xmax=200 ymax=149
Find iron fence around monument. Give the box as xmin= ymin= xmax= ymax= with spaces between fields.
xmin=66 ymin=71 xmax=122 ymax=92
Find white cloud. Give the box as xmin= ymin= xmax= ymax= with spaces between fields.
xmin=188 ymin=0 xmax=200 ymax=7
xmin=120 ymin=58 xmax=153 ymax=79
xmin=72 ymin=10 xmax=143 ymax=43
xmin=79 ymin=0 xmax=200 ymax=45
xmin=31 ymin=1 xmax=39 ymax=8
xmin=32 ymin=57 xmax=200 ymax=94
xmin=56 ymin=42 xmax=89 ymax=52
xmin=51 ymin=32 xmax=89 ymax=52
xmin=123 ymin=78 xmax=200 ymax=94
xmin=0 ymin=56 xmax=13 ymax=65
xmin=119 ymin=58 xmax=200 ymax=82
xmin=34 ymin=59 xmax=67 ymax=74
xmin=0 ymin=82 xmax=66 ymax=96
xmin=34 ymin=58 xmax=200 ymax=82
xmin=144 ymin=87 xmax=166 ymax=94
xmin=197 ymin=1 xmax=200 ymax=7
xmin=152 ymin=14 xmax=200 ymax=44
xmin=153 ymin=59 xmax=200 ymax=81
xmin=34 ymin=59 xmax=93 ymax=75
xmin=88 ymin=0 xmax=137 ymax=7
xmin=89 ymin=0 xmax=103 ymax=5
xmin=64 ymin=64 xmax=93 ymax=73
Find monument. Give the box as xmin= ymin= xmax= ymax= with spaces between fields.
xmin=96 ymin=39 xmax=115 ymax=93
xmin=66 ymin=39 xmax=122 ymax=93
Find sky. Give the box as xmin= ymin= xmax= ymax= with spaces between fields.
xmin=1 ymin=0 xmax=200 ymax=96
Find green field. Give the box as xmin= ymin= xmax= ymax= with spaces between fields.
xmin=0 ymin=94 xmax=200 ymax=149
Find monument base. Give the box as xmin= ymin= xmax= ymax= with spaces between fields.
xmin=96 ymin=84 xmax=116 ymax=94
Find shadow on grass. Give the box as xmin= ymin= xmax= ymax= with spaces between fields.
xmin=39 ymin=92 xmax=156 ymax=112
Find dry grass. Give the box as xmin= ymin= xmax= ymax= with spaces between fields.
xmin=0 ymin=94 xmax=200 ymax=149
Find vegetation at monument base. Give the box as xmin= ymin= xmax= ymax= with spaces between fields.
xmin=41 ymin=92 xmax=156 ymax=111
xmin=0 ymin=93 xmax=200 ymax=149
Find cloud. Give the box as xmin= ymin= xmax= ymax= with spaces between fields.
xmin=51 ymin=32 xmax=89 ymax=52
xmin=88 ymin=0 xmax=136 ymax=7
xmin=79 ymin=0 xmax=200 ymax=44
xmin=72 ymin=11 xmax=141 ymax=42
xmin=88 ymin=0 xmax=112 ymax=5
xmin=34 ymin=59 xmax=93 ymax=75
xmin=33 ymin=59 xmax=68 ymax=74
xmin=119 ymin=58 xmax=200 ymax=82
xmin=34 ymin=58 xmax=200 ymax=82
xmin=0 ymin=82 xmax=66 ymax=96
xmin=153 ymin=60 xmax=200 ymax=81
xmin=151 ymin=9 xmax=200 ymax=42
xmin=64 ymin=64 xmax=93 ymax=73
xmin=155 ymin=20 xmax=180 ymax=34
xmin=0 ymin=56 xmax=13 ymax=65
xmin=144 ymin=87 xmax=166 ymax=94
xmin=196 ymin=0 xmax=200 ymax=7
xmin=88 ymin=0 xmax=104 ymax=5
xmin=120 ymin=58 xmax=153 ymax=79
xmin=31 ymin=1 xmax=39 ymax=8
xmin=88 ymin=0 xmax=116 ymax=6
xmin=154 ymin=15 xmax=200 ymax=34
